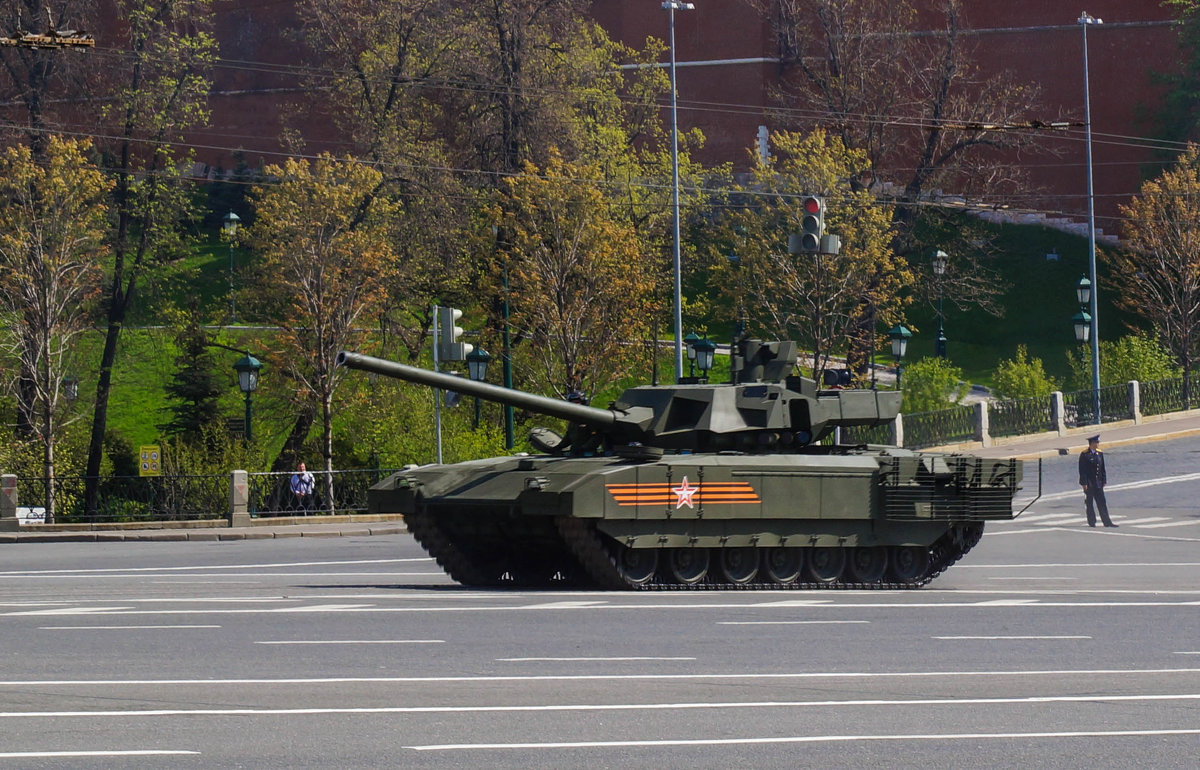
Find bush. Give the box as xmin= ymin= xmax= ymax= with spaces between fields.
xmin=992 ymin=345 xmax=1059 ymax=399
xmin=901 ymin=357 xmax=970 ymax=413
xmin=1067 ymin=334 xmax=1181 ymax=389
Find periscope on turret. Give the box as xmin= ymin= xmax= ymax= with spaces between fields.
xmin=335 ymin=340 xmax=1038 ymax=590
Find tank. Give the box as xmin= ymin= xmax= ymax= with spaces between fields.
xmin=337 ymin=340 xmax=1037 ymax=590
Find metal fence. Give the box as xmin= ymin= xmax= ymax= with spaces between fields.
xmin=16 ymin=474 xmax=228 ymax=524
xmin=989 ymin=394 xmax=1054 ymax=439
xmin=1141 ymin=375 xmax=1200 ymax=417
xmin=247 ymin=469 xmax=393 ymax=517
xmin=903 ymin=404 xmax=975 ymax=449
xmin=1063 ymin=384 xmax=1129 ymax=426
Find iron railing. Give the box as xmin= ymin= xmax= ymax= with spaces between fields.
xmin=989 ymin=394 xmax=1054 ymax=438
xmin=903 ymin=404 xmax=975 ymax=449
xmin=1141 ymin=374 xmax=1200 ymax=417
xmin=247 ymin=469 xmax=393 ymax=517
xmin=1063 ymin=384 xmax=1129 ymax=426
xmin=16 ymin=474 xmax=227 ymax=524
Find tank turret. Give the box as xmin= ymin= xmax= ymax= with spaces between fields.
xmin=336 ymin=341 xmax=898 ymax=453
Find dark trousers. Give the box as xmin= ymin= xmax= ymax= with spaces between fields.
xmin=1084 ymin=485 xmax=1113 ymax=526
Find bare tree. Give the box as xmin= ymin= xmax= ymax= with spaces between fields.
xmin=1111 ymin=144 xmax=1200 ymax=403
xmin=0 ymin=137 xmax=109 ymax=522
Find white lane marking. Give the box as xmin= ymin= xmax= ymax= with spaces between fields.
xmin=498 ymin=657 xmax=695 ymax=662
xmin=0 ymin=558 xmax=429 ymax=576
xmin=255 ymin=639 xmax=444 ymax=645
xmin=1174 ymin=651 xmax=1200 ymax=655
xmin=1137 ymin=519 xmax=1200 ymax=529
xmin=1116 ymin=517 xmax=1170 ymax=526
xmin=6 ymin=598 xmax=1200 ymax=617
xmin=958 ymin=561 xmax=1200 ymax=569
xmin=717 ymin=620 xmax=870 ymax=626
xmin=933 ymin=635 xmax=1090 ymax=640
xmin=988 ymin=577 xmax=1078 ymax=581
xmin=1020 ymin=472 xmax=1200 ymax=505
xmin=1014 ymin=514 xmax=1080 ymax=524
xmin=2 ymin=667 xmax=1199 ymax=688
xmin=407 ymin=727 xmax=1200 ymax=751
xmin=40 ymin=625 xmax=221 ymax=630
xmin=519 ymin=601 xmax=608 ymax=609
xmin=5 ymin=692 xmax=1200 ymax=720
xmin=0 ymin=750 xmax=198 ymax=758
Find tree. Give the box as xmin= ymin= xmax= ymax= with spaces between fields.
xmin=991 ymin=345 xmax=1059 ymax=400
xmin=0 ymin=137 xmax=109 ymax=522
xmin=751 ymin=0 xmax=1042 ymax=230
xmin=1111 ymin=144 xmax=1200 ymax=399
xmin=159 ymin=305 xmax=225 ymax=442
xmin=495 ymin=151 xmax=656 ymax=397
xmin=705 ymin=130 xmax=909 ymax=382
xmin=82 ymin=0 xmax=217 ymax=519
xmin=247 ymin=155 xmax=396 ymax=508
xmin=899 ymin=357 xmax=969 ymax=414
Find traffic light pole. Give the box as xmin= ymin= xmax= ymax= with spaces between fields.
xmin=432 ymin=305 xmax=443 ymax=464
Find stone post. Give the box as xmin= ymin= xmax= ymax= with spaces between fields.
xmin=890 ymin=413 xmax=904 ymax=448
xmin=1051 ymin=391 xmax=1067 ymax=435
xmin=230 ymin=470 xmax=251 ymax=527
xmin=1129 ymin=380 xmax=1141 ymax=425
xmin=974 ymin=401 xmax=991 ymax=447
xmin=0 ymin=474 xmax=18 ymax=531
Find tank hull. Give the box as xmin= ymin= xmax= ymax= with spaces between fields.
xmin=370 ymin=448 xmax=1030 ymax=589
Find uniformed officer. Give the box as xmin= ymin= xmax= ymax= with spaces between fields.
xmin=1078 ymin=434 xmax=1116 ymax=527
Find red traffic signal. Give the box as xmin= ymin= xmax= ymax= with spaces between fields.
xmin=799 ymin=195 xmax=824 ymax=251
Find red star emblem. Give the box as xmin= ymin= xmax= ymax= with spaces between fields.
xmin=672 ymin=476 xmax=698 ymax=509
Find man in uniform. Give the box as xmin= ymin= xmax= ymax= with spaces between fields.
xmin=1078 ymin=434 xmax=1116 ymax=527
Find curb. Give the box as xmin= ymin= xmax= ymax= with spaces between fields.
xmin=0 ymin=520 xmax=407 ymax=544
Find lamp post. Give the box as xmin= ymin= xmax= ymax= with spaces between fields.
xmin=232 ymin=353 xmax=262 ymax=441
xmin=932 ymin=249 xmax=948 ymax=358
xmin=1079 ymin=11 xmax=1103 ymax=424
xmin=663 ymin=0 xmax=694 ymax=383
xmin=466 ymin=347 xmax=492 ymax=429
xmin=889 ymin=324 xmax=911 ymax=390
xmin=61 ymin=375 xmax=78 ymax=403
xmin=222 ymin=211 xmax=241 ymax=321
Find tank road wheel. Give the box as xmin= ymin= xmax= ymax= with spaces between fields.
xmin=804 ymin=547 xmax=846 ymax=584
xmin=666 ymin=548 xmax=710 ymax=585
xmin=887 ymin=545 xmax=931 ymax=585
xmin=762 ymin=548 xmax=804 ymax=584
xmin=615 ymin=546 xmax=658 ymax=586
xmin=847 ymin=546 xmax=888 ymax=584
xmin=717 ymin=547 xmax=759 ymax=585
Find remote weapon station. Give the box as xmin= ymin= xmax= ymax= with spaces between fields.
xmin=337 ymin=339 xmax=1031 ymax=589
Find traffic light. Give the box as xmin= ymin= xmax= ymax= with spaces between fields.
xmin=799 ymin=195 xmax=824 ymax=252
xmin=437 ymin=306 xmax=474 ymax=361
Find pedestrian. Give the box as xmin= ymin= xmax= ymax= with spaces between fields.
xmin=1078 ymin=434 xmax=1116 ymax=528
xmin=290 ymin=461 xmax=315 ymax=513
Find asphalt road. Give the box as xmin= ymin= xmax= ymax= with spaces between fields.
xmin=1 ymin=440 xmax=1198 ymax=769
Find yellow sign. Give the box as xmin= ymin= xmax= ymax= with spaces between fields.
xmin=139 ymin=445 xmax=161 ymax=477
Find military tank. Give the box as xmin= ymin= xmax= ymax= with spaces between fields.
xmin=337 ymin=339 xmax=1036 ymax=590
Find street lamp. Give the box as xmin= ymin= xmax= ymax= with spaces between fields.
xmin=683 ymin=331 xmax=700 ymax=377
xmin=889 ymin=324 xmax=911 ymax=389
xmin=1079 ymin=11 xmax=1103 ymax=423
xmin=693 ymin=337 xmax=716 ymax=382
xmin=932 ymin=249 xmax=948 ymax=358
xmin=663 ymin=0 xmax=694 ymax=383
xmin=466 ymin=347 xmax=492 ymax=429
xmin=1073 ymin=310 xmax=1092 ymax=343
xmin=222 ymin=211 xmax=241 ymax=321
xmin=232 ymin=352 xmax=262 ymax=441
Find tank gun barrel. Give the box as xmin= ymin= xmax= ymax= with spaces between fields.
xmin=337 ymin=351 xmax=620 ymax=428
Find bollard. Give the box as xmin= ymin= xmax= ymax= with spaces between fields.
xmin=230 ymin=470 xmax=251 ymax=527
xmin=0 ymin=474 xmax=18 ymax=531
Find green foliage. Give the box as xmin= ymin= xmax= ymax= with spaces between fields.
xmin=160 ymin=307 xmax=226 ymax=440
xmin=991 ymin=345 xmax=1059 ymax=399
xmin=900 ymin=357 xmax=970 ymax=413
xmin=1067 ymin=335 xmax=1183 ymax=390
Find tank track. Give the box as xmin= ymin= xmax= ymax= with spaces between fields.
xmin=405 ymin=506 xmax=985 ymax=591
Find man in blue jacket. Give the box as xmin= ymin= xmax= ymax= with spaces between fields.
xmin=1078 ymin=435 xmax=1116 ymax=527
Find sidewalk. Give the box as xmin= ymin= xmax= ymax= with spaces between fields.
xmin=0 ymin=515 xmax=407 ymax=544
xmin=7 ymin=410 xmax=1200 ymax=543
